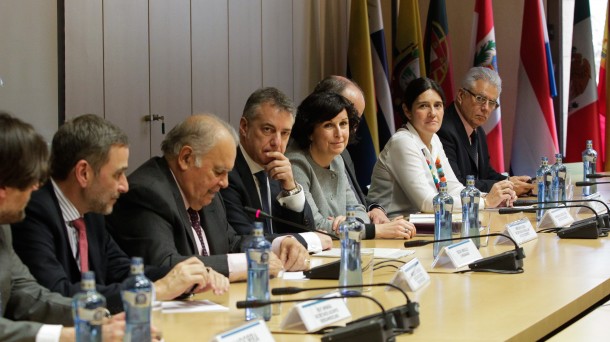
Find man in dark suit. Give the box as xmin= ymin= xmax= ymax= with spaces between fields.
xmin=11 ymin=114 xmax=228 ymax=314
xmin=437 ymin=67 xmax=533 ymax=195
xmin=0 ymin=113 xmax=125 ymax=341
xmin=107 ymin=114 xmax=310 ymax=282
xmin=221 ymin=87 xmax=331 ymax=253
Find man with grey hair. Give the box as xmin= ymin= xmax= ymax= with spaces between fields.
xmin=221 ymin=87 xmax=331 ymax=256
xmin=107 ymin=114 xmax=310 ymax=282
xmin=437 ymin=66 xmax=533 ymax=195
xmin=12 ymin=114 xmax=226 ymax=315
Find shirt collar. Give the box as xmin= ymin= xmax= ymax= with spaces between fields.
xmin=51 ymin=179 xmax=81 ymax=223
xmin=239 ymin=143 xmax=265 ymax=175
xmin=169 ymin=168 xmax=191 ymax=210
xmin=455 ymin=105 xmax=476 ymax=139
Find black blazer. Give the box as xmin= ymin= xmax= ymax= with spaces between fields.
xmin=11 ymin=182 xmax=167 ymax=313
xmin=107 ymin=157 xmax=243 ymax=276
xmin=437 ymin=103 xmax=507 ymax=192
xmin=220 ymin=148 xmax=314 ymax=241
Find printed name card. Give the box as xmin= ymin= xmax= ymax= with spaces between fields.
xmin=213 ymin=320 xmax=275 ymax=342
xmin=576 ymin=193 xmax=608 ymax=215
xmin=431 ymin=239 xmax=482 ymax=269
xmin=389 ymin=258 xmax=430 ymax=292
xmin=497 ymin=218 xmax=538 ymax=245
xmin=281 ymin=292 xmax=351 ymax=332
xmin=538 ymin=207 xmax=574 ymax=229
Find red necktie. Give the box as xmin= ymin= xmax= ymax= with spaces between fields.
xmin=72 ymin=218 xmax=89 ymax=272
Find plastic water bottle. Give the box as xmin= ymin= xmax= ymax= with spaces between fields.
xmin=582 ymin=140 xmax=598 ymax=196
xmin=433 ymin=182 xmax=453 ymax=258
xmin=551 ymin=153 xmax=567 ymax=202
xmin=338 ymin=205 xmax=364 ymax=295
xmin=72 ymin=271 xmax=106 ymax=342
xmin=245 ymin=222 xmax=271 ymax=321
xmin=460 ymin=175 xmax=480 ymax=248
xmin=121 ymin=257 xmax=152 ymax=342
xmin=536 ymin=157 xmax=552 ymax=222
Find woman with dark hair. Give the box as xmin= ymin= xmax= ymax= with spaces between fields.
xmin=368 ymin=78 xmax=514 ymax=216
xmin=287 ymin=92 xmax=415 ymax=239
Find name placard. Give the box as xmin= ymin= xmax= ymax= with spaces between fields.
xmin=281 ymin=292 xmax=351 ymax=332
xmin=431 ymin=239 xmax=482 ymax=269
xmin=538 ymin=207 xmax=574 ymax=229
xmin=389 ymin=258 xmax=430 ymax=292
xmin=576 ymin=193 xmax=608 ymax=215
xmin=497 ymin=218 xmax=538 ymax=245
xmin=212 ymin=320 xmax=275 ymax=342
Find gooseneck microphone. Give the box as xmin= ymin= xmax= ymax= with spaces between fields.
xmin=512 ymin=199 xmax=610 ymax=228
xmin=404 ymin=233 xmax=525 ymax=272
xmin=499 ymin=205 xmax=605 ymax=239
xmin=272 ymin=283 xmax=419 ymax=334
xmin=584 ymin=174 xmax=610 ymax=179
xmin=244 ymin=206 xmax=339 ymax=240
xmin=237 ymin=291 xmax=397 ymax=342
xmin=575 ymin=180 xmax=610 ymax=186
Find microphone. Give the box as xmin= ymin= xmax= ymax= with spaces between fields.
xmin=575 ymin=180 xmax=610 ymax=186
xmin=272 ymin=283 xmax=419 ymax=333
xmin=584 ymin=174 xmax=610 ymax=179
xmin=498 ymin=205 xmax=603 ymax=239
xmin=512 ymin=199 xmax=610 ymax=228
xmin=404 ymin=233 xmax=525 ymax=272
xmin=244 ymin=206 xmax=339 ymax=240
xmin=237 ymin=291 xmax=398 ymax=341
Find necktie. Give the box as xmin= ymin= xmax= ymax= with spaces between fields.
xmin=254 ymin=171 xmax=273 ymax=234
xmin=187 ymin=208 xmax=209 ymax=256
xmin=72 ymin=218 xmax=89 ymax=272
xmin=470 ymin=131 xmax=479 ymax=169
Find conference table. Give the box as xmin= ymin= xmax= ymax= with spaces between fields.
xmin=160 ymin=203 xmax=610 ymax=341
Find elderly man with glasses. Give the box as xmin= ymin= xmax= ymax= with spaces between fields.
xmin=437 ymin=67 xmax=534 ymax=196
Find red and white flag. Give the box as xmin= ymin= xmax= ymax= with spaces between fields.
xmin=510 ymin=0 xmax=558 ymax=176
xmin=471 ymin=0 xmax=504 ymax=172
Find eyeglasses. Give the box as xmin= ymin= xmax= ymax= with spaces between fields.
xmin=462 ymin=88 xmax=499 ymax=109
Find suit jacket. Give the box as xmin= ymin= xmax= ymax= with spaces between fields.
xmin=11 ymin=182 xmax=167 ymax=314
xmin=220 ymin=149 xmax=314 ymax=241
xmin=0 ymin=225 xmax=73 ymax=342
xmin=437 ymin=103 xmax=506 ymax=192
xmin=106 ymin=156 xmax=243 ymax=276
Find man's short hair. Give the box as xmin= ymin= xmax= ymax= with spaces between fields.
xmin=50 ymin=114 xmax=128 ymax=181
xmin=161 ymin=114 xmax=238 ymax=162
xmin=313 ymin=75 xmax=363 ymax=97
xmin=0 ymin=112 xmax=49 ymax=189
xmin=242 ymin=87 xmax=296 ymax=121
xmin=461 ymin=67 xmax=502 ymax=95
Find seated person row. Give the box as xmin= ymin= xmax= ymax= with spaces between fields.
xmin=368 ymin=78 xmax=516 ymax=216
xmin=0 ymin=113 xmax=125 ymax=341
xmin=437 ymin=67 xmax=533 ymax=195
xmin=106 ymin=114 xmax=311 ymax=282
xmin=220 ymin=87 xmax=332 ymax=254
xmin=286 ymin=92 xmax=416 ymax=239
xmin=12 ymin=114 xmax=229 ymax=314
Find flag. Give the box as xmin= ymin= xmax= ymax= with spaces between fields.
xmin=346 ymin=0 xmax=378 ymax=189
xmin=424 ymin=0 xmax=455 ymax=103
xmin=510 ymin=0 xmax=558 ymax=176
xmin=565 ymin=0 xmax=601 ymax=170
xmin=471 ymin=0 xmax=504 ymax=173
xmin=600 ymin=5 xmax=610 ymax=170
xmin=391 ymin=0 xmax=425 ymax=128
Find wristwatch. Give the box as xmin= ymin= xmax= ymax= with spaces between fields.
xmin=282 ymin=183 xmax=302 ymax=197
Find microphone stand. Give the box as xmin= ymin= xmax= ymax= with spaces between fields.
xmin=245 ymin=206 xmax=339 ymax=240
xmin=404 ymin=233 xmax=525 ymax=272
xmin=512 ymin=199 xmax=610 ymax=228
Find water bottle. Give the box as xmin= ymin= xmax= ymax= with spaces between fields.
xmin=460 ymin=175 xmax=480 ymax=248
xmin=245 ymin=222 xmax=271 ymax=321
xmin=551 ymin=153 xmax=567 ymax=202
xmin=121 ymin=257 xmax=152 ymax=342
xmin=72 ymin=271 xmax=106 ymax=342
xmin=582 ymin=140 xmax=598 ymax=196
xmin=433 ymin=182 xmax=453 ymax=258
xmin=536 ymin=157 xmax=552 ymax=222
xmin=338 ymin=205 xmax=364 ymax=295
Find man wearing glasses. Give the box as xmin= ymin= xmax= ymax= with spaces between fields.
xmin=437 ymin=67 xmax=534 ymax=196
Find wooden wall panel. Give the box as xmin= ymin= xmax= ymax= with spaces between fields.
xmin=228 ymin=0 xmax=262 ymax=125
xmin=65 ymin=0 xmax=104 ymax=121
xmin=262 ymin=0 xmax=293 ymax=99
xmin=103 ymin=0 xmax=151 ymax=169
xmin=149 ymin=0 xmax=192 ymax=155
xmin=192 ymin=0 xmax=230 ymax=122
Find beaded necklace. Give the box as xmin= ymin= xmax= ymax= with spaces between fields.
xmin=425 ymin=155 xmax=446 ymax=191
